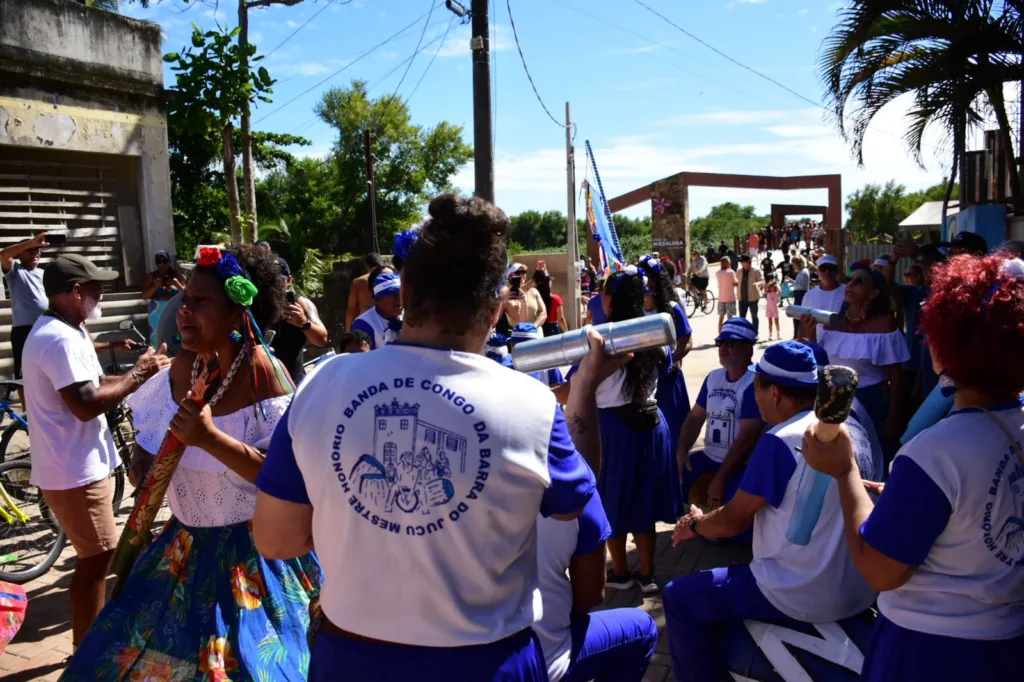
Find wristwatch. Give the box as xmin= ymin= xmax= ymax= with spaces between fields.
xmin=688 ymin=515 xmax=702 ymax=536
xmin=301 ymin=320 xmax=312 ymax=331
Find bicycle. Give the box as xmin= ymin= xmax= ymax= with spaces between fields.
xmin=0 ymin=459 xmax=67 ymax=583
xmin=683 ymin=276 xmax=716 ymax=318
xmin=0 ymin=381 xmax=30 ymax=466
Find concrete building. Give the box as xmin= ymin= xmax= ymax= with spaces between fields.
xmin=0 ymin=0 xmax=173 ymax=375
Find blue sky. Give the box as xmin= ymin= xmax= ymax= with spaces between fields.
xmin=125 ymin=0 xmax=966 ymax=222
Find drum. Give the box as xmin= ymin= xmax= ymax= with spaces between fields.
xmin=719 ymin=608 xmax=877 ymax=681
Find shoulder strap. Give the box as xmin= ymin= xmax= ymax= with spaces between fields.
xmin=973 ymin=406 xmax=1024 ymax=469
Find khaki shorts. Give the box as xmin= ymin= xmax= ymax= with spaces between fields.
xmin=42 ymin=477 xmax=117 ymax=559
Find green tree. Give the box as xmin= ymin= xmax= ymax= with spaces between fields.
xmin=820 ymin=0 xmax=1024 ymax=216
xmin=305 ymin=80 xmax=473 ymax=254
xmin=165 ymin=25 xmax=276 ymax=243
xmin=689 ymin=203 xmax=769 ymax=250
xmin=845 ymin=181 xmax=913 ymax=242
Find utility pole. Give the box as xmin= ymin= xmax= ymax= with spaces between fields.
xmin=364 ymin=129 xmax=379 ymax=254
xmin=471 ymin=0 xmax=495 ymax=203
xmin=565 ymin=102 xmax=580 ymax=330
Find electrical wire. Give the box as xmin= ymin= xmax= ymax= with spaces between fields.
xmin=254 ymin=2 xmax=444 ymax=125
xmin=262 ymin=0 xmax=347 ymax=61
xmin=631 ymin=0 xmax=822 ymax=109
xmin=390 ymin=1 xmax=437 ymax=102
xmin=505 ymin=0 xmax=566 ymax=128
xmin=406 ymin=16 xmax=457 ymax=102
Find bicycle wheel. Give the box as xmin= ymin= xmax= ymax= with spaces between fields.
xmin=0 ymin=419 xmax=29 ymax=465
xmin=0 ymin=460 xmax=67 ymax=584
xmin=701 ymin=290 xmax=717 ymax=315
xmin=686 ymin=288 xmax=699 ymax=318
xmin=106 ymin=405 xmax=136 ymax=516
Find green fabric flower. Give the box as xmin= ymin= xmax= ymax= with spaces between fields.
xmin=224 ymin=275 xmax=258 ymax=307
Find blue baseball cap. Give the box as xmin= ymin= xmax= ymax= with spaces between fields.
xmin=748 ymin=341 xmax=818 ymax=388
xmin=372 ymin=272 xmax=401 ymax=299
xmin=801 ymin=342 xmax=829 ymax=369
xmin=485 ymin=332 xmax=509 ymax=360
xmin=510 ymin=322 xmax=541 ymax=343
xmin=716 ymin=317 xmax=757 ymax=343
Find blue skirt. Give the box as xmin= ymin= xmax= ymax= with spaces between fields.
xmin=862 ymin=615 xmax=1024 ymax=682
xmin=309 ymin=627 xmax=547 ymax=681
xmin=656 ymin=368 xmax=690 ymax=454
xmin=61 ymin=518 xmax=322 ymax=682
xmin=598 ymin=408 xmax=681 ymax=536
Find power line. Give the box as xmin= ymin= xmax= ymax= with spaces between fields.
xmin=505 ymin=0 xmax=566 ymax=128
xmin=407 ymin=16 xmax=457 ymax=102
xmin=254 ymin=2 xmax=445 ymax=125
xmin=631 ymin=0 xmax=822 ymax=109
xmin=549 ymin=0 xmax=758 ymax=102
xmin=263 ymin=0 xmax=347 ymax=61
xmin=374 ymin=1 xmax=438 ymax=125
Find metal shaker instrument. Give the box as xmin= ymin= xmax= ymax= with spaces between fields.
xmin=511 ymin=313 xmax=677 ymax=374
xmin=784 ymin=305 xmax=839 ymax=327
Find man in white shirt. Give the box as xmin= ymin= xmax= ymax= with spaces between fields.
xmin=662 ymin=342 xmax=876 ymax=682
xmin=24 ymin=254 xmax=169 ymax=649
xmin=801 ymin=254 xmax=846 ymax=336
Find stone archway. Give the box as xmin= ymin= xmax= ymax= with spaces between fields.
xmin=603 ymin=172 xmax=843 ymax=270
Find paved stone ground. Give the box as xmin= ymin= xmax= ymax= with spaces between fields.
xmin=2 ymin=266 xmax=780 ymax=681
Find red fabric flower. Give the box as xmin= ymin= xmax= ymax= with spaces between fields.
xmin=197 ymin=247 xmax=222 ymax=267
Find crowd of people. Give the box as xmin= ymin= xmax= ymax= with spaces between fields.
xmin=2 ymin=197 xmax=1022 ymax=682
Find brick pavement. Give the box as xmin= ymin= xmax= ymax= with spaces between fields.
xmin=2 ymin=270 xmax=763 ymax=680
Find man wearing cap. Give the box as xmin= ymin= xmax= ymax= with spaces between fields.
xmin=1 ymin=233 xmax=50 ymax=399
xmin=351 ymin=271 xmax=403 ymax=350
xmin=271 ymin=256 xmax=328 ymax=384
xmin=940 ymin=230 xmax=988 ymax=256
xmin=662 ymin=342 xmax=876 ymax=682
xmin=802 ymin=253 xmax=845 ymax=336
xmin=675 ymin=318 xmax=763 ymax=512
xmin=22 ymin=254 xmax=170 ymax=649
xmin=509 ymin=322 xmax=564 ymax=387
xmin=735 ymin=255 xmax=764 ymax=337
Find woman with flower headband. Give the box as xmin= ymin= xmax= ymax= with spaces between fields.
xmin=61 ymin=244 xmax=321 ymax=682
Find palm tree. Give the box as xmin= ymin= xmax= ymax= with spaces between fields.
xmin=820 ymin=1 xmax=1024 ymax=215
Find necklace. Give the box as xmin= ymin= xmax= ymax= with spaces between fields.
xmin=191 ymin=350 xmax=245 ymax=408
xmin=844 ymin=310 xmax=868 ymax=326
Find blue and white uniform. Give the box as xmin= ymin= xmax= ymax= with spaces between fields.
xmin=485 ymin=331 xmax=515 ymax=369
xmin=683 ymin=368 xmax=759 ymax=504
xmin=256 ymin=343 xmax=596 ymax=681
xmin=580 ymin=349 xmax=680 ymax=537
xmin=663 ymin=343 xmax=876 ymax=682
xmin=350 ymin=273 xmax=402 ymax=350
xmin=535 ymin=492 xmax=658 ymax=682
xmin=857 ymin=396 xmax=1024 ymax=681
xmin=650 ymin=300 xmax=693 ymax=452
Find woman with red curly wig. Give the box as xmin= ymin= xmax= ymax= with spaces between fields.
xmin=799 ymin=253 xmax=1024 ymax=681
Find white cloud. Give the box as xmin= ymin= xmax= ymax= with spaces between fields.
xmin=609 ymin=43 xmax=664 ymax=55
xmin=250 ymin=31 xmax=264 ymax=44
xmin=274 ymin=58 xmax=353 ymax=77
xmin=659 ymin=108 xmax=822 ymax=127
xmin=737 ymin=0 xmax=769 ymax=4
xmin=286 ymin=20 xmax=300 ymax=28
xmin=797 ymin=8 xmax=809 ymax=15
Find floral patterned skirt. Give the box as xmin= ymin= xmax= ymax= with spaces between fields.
xmin=0 ymin=581 xmax=27 ymax=656
xmin=61 ymin=518 xmax=322 ymax=682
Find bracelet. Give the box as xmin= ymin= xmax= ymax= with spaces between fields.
xmin=129 ymin=371 xmax=144 ymax=388
xmin=688 ymin=515 xmax=702 ymax=536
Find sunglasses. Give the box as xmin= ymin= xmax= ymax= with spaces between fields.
xmin=848 ymin=275 xmax=870 ymax=286
xmin=155 ymin=258 xmax=169 ymax=265
xmin=715 ymin=340 xmax=742 ymax=348
xmin=818 ymin=265 xmax=837 ymax=272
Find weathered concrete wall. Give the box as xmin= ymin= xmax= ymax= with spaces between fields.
xmin=0 ymin=0 xmax=173 ymax=278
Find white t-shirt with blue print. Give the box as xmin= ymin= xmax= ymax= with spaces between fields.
xmin=740 ymin=409 xmax=877 ymax=622
xmin=862 ymin=397 xmax=1024 ymax=640
xmin=257 ymin=343 xmax=596 ymax=647
xmin=695 ymin=369 xmax=759 ymax=462
xmin=535 ymin=492 xmax=611 ymax=682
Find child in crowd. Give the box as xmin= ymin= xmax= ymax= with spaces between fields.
xmin=337 ymin=330 xmax=371 ymax=354
xmin=764 ymin=277 xmax=781 ymax=340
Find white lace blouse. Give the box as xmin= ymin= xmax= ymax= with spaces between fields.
xmin=127 ymin=368 xmax=291 ymax=528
